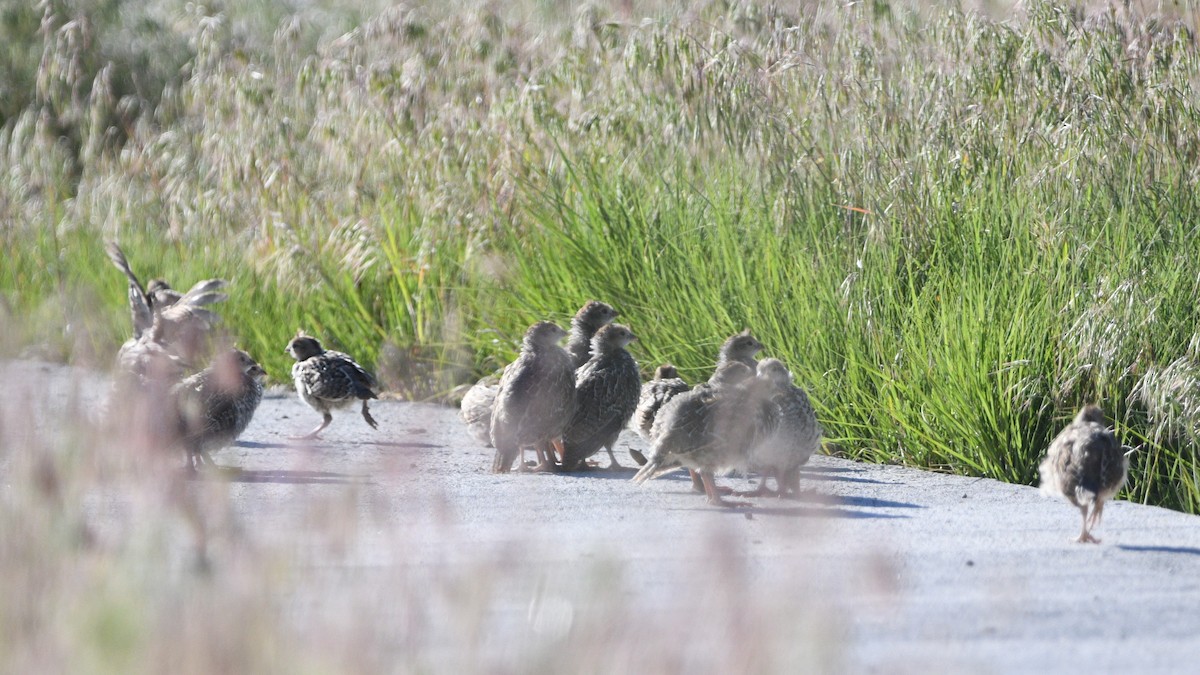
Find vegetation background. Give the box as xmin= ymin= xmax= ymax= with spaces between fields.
xmin=3 ymin=0 xmax=1200 ymax=516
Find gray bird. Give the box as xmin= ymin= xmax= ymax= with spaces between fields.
xmin=711 ymin=329 xmax=764 ymax=380
xmin=170 ymin=349 xmax=265 ymax=472
xmin=559 ymin=324 xmax=642 ymax=471
xmin=633 ymin=362 xmax=779 ymax=507
xmin=633 ymin=365 xmax=691 ymax=440
xmin=1038 ymin=405 xmax=1130 ymax=544
xmin=458 ymin=301 xmax=617 ymax=448
xmin=566 ymin=300 xmax=620 ymax=368
xmin=740 ymin=358 xmax=823 ymax=498
xmin=490 ymin=321 xmax=577 ymax=473
xmin=286 ymin=334 xmax=379 ymax=439
xmin=107 ymin=241 xmax=229 ymax=383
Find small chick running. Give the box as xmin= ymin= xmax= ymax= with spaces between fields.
xmin=286 ymin=334 xmax=380 ymax=439
xmin=1038 ymin=405 xmax=1129 ymax=544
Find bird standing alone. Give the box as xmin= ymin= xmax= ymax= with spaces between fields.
xmin=1038 ymin=405 xmax=1130 ymax=544
xmin=286 ymin=334 xmax=380 ymax=439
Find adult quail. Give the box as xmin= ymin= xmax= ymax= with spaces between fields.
xmin=490 ymin=321 xmax=577 ymax=473
xmin=459 ymin=301 xmax=616 ymax=448
xmin=1038 ymin=405 xmax=1130 ymax=544
xmin=559 ymin=324 xmax=642 ymax=471
xmin=633 ymin=362 xmax=779 ymax=507
xmin=286 ymin=334 xmax=380 ymax=439
xmin=170 ymin=349 xmax=265 ymax=472
xmin=739 ymin=358 xmax=823 ymax=498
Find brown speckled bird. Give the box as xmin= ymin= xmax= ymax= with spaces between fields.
xmin=458 ymin=301 xmax=617 ymax=448
xmin=633 ymin=362 xmax=779 ymax=507
xmin=286 ymin=334 xmax=379 ymax=439
xmin=490 ymin=321 xmax=577 ymax=473
xmin=566 ymin=301 xmax=620 ymax=368
xmin=560 ymin=324 xmax=642 ymax=471
xmin=170 ymin=349 xmax=265 ymax=471
xmin=710 ymin=329 xmax=763 ymax=383
xmin=633 ymin=365 xmax=690 ymax=440
xmin=740 ymin=358 xmax=823 ymax=498
xmin=1038 ymin=405 xmax=1130 ymax=544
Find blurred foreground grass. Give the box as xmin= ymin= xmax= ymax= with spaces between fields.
xmin=4 ymin=0 xmax=1200 ymax=514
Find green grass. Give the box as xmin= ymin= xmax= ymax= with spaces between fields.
xmin=4 ymin=0 xmax=1200 ymax=512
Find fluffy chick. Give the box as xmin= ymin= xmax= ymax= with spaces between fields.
xmin=490 ymin=321 xmax=577 ymax=473
xmin=739 ymin=358 xmax=823 ymax=498
xmin=633 ymin=362 xmax=779 ymax=507
xmin=566 ymin=300 xmax=620 ymax=368
xmin=710 ymin=329 xmax=763 ymax=383
xmin=170 ymin=349 xmax=265 ymax=471
xmin=1038 ymin=405 xmax=1129 ymax=544
xmin=560 ymin=324 xmax=642 ymax=471
xmin=286 ymin=334 xmax=380 ymax=439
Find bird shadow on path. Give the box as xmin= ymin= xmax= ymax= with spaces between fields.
xmin=238 ymin=439 xmax=443 ymax=451
xmin=1116 ymin=544 xmax=1200 ymax=556
xmin=797 ymin=466 xmax=892 ymax=486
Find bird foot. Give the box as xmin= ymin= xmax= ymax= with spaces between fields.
xmin=531 ymin=461 xmax=558 ymax=473
xmin=1075 ymin=533 xmax=1101 ymax=544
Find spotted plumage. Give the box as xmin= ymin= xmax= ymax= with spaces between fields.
xmin=560 ymin=324 xmax=642 ymax=471
xmin=740 ymin=358 xmax=823 ymax=498
xmin=171 ymin=349 xmax=265 ymax=471
xmin=490 ymin=321 xmax=577 ymax=473
xmin=1038 ymin=405 xmax=1129 ymax=544
xmin=634 ymin=362 xmax=780 ymax=507
xmin=285 ymin=335 xmax=379 ymax=439
xmin=633 ymin=364 xmax=691 ymax=442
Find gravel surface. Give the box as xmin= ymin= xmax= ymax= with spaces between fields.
xmin=7 ymin=360 xmax=1200 ymax=672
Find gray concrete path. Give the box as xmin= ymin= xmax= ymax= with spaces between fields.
xmin=6 ymin=360 xmax=1200 ymax=673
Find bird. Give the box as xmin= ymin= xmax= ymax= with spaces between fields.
xmin=710 ymin=329 xmax=764 ymax=381
xmin=285 ymin=333 xmax=380 ymax=439
xmin=566 ymin=300 xmax=620 ymax=369
xmin=739 ymin=358 xmax=823 ymax=498
xmin=559 ymin=324 xmax=642 ymax=471
xmin=1038 ymin=405 xmax=1130 ymax=544
xmin=170 ymin=349 xmax=265 ymax=472
xmin=458 ymin=301 xmax=617 ymax=448
xmin=490 ymin=321 xmax=577 ymax=473
xmin=106 ymin=241 xmax=229 ymax=383
xmin=633 ymin=362 xmax=779 ymax=507
xmin=633 ymin=365 xmax=691 ymax=440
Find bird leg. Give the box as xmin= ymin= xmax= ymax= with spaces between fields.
xmin=690 ymin=469 xmax=732 ymax=494
xmin=604 ymin=446 xmax=624 ymax=470
xmin=734 ymin=469 xmax=779 ymax=497
xmin=361 ymin=401 xmax=378 ymax=429
xmin=1075 ymin=505 xmax=1100 ymax=544
xmin=531 ymin=442 xmax=558 ymax=472
xmin=701 ymin=471 xmax=752 ymax=508
xmin=1087 ymin=500 xmax=1106 ymax=530
xmin=291 ymin=412 xmax=333 ymax=440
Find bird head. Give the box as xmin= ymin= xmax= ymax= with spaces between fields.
xmin=285 ymin=335 xmax=325 ymax=361
xmin=575 ymin=300 xmax=619 ymax=332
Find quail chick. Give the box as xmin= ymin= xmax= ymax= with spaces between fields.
xmin=490 ymin=321 xmax=577 ymax=473
xmin=566 ymin=300 xmax=620 ymax=369
xmin=1038 ymin=405 xmax=1129 ymax=544
xmin=170 ymin=349 xmax=265 ymax=472
xmin=559 ymin=324 xmax=642 ymax=471
xmin=633 ymin=362 xmax=779 ymax=507
xmin=739 ymin=358 xmax=823 ymax=498
xmin=711 ymin=329 xmax=764 ymax=380
xmin=286 ymin=334 xmax=380 ymax=439
xmin=633 ymin=365 xmax=691 ymax=441
xmin=458 ymin=301 xmax=616 ymax=448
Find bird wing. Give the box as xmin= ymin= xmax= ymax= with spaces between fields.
xmin=105 ymin=241 xmax=154 ymax=338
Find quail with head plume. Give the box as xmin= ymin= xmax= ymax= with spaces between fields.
xmin=490 ymin=321 xmax=577 ymax=473
xmin=738 ymin=358 xmax=823 ymax=498
xmin=1038 ymin=404 xmax=1130 ymax=544
xmin=170 ymin=349 xmax=265 ymax=472
xmin=634 ymin=362 xmax=779 ymax=507
xmin=559 ymin=324 xmax=642 ymax=471
xmin=286 ymin=333 xmax=380 ymax=439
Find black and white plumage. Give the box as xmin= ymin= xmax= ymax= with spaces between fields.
xmin=633 ymin=362 xmax=780 ymax=507
xmin=170 ymin=349 xmax=265 ymax=471
xmin=490 ymin=321 xmax=577 ymax=473
xmin=740 ymin=358 xmax=823 ymax=498
xmin=711 ymin=330 xmax=764 ymax=381
xmin=286 ymin=335 xmax=379 ymax=439
xmin=1038 ymin=405 xmax=1130 ymax=544
xmin=632 ymin=364 xmax=691 ymax=441
xmin=107 ymin=241 xmax=229 ymax=384
xmin=559 ymin=324 xmax=642 ymax=471
xmin=566 ymin=300 xmax=620 ymax=369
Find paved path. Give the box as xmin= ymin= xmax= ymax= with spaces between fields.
xmin=7 ymin=360 xmax=1200 ymax=672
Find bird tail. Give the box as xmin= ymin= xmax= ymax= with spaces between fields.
xmin=632 ymin=457 xmax=680 ymax=484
